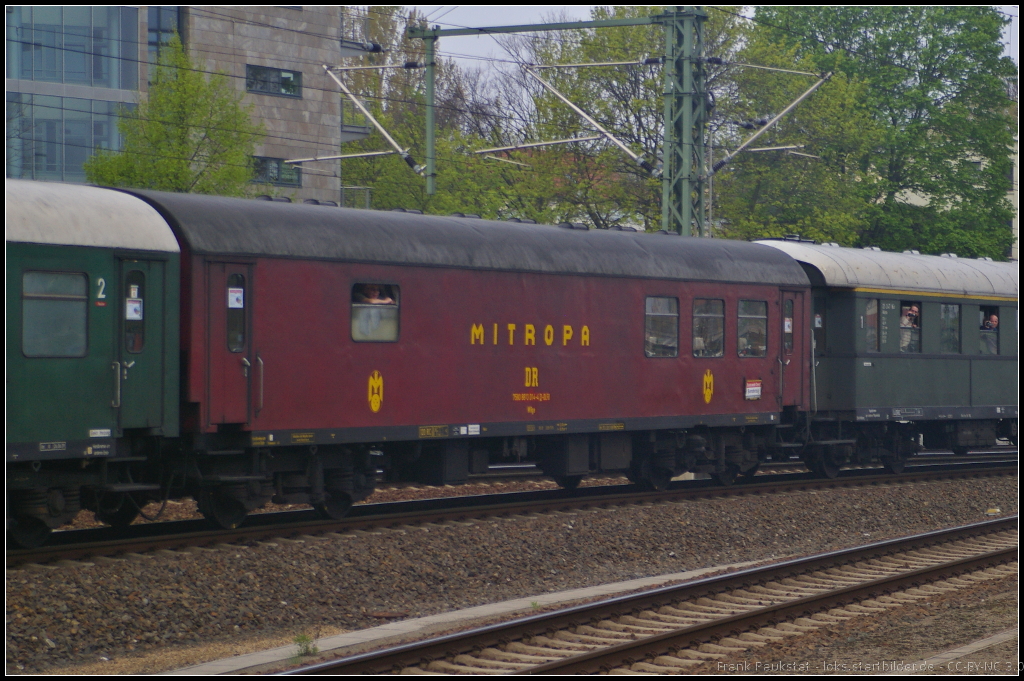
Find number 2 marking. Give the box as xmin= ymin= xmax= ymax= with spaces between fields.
xmin=96 ymin=278 xmax=106 ymax=299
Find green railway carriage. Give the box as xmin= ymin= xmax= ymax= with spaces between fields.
xmin=6 ymin=179 xmax=180 ymax=545
xmin=760 ymin=239 xmax=1018 ymax=469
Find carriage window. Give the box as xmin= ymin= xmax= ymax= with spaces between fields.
xmin=227 ymin=274 xmax=246 ymax=353
xmin=23 ymin=272 xmax=88 ymax=357
xmin=899 ymin=301 xmax=921 ymax=353
xmin=693 ymin=299 xmax=724 ymax=358
xmin=979 ymin=305 xmax=999 ymax=355
xmin=124 ymin=270 xmax=145 ymax=353
xmin=738 ymin=300 xmax=767 ymax=357
xmin=645 ymin=297 xmax=678 ymax=357
xmin=865 ymin=299 xmax=879 ymax=353
xmin=939 ymin=304 xmax=960 ymax=354
xmin=352 ymin=283 xmax=399 ymax=342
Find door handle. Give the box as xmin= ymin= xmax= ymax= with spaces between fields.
xmin=111 ymin=362 xmax=121 ymax=407
xmin=257 ymin=355 xmax=265 ymax=413
xmin=242 ymin=357 xmax=251 ymax=378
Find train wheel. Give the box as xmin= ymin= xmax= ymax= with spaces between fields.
xmin=739 ymin=463 xmax=761 ymax=479
xmin=199 ymin=489 xmax=248 ymax=530
xmin=649 ymin=468 xmax=674 ymax=491
xmin=714 ymin=464 xmax=739 ymax=486
xmin=95 ymin=493 xmax=140 ymax=528
xmin=552 ymin=475 xmax=583 ymax=490
xmin=882 ymin=455 xmax=907 ymax=475
xmin=8 ymin=515 xmax=51 ymax=549
xmin=818 ymin=450 xmax=841 ymax=479
xmin=314 ymin=490 xmax=354 ymax=520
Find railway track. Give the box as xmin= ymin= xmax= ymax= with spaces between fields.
xmin=8 ymin=460 xmax=1014 ymax=569
xmin=284 ymin=516 xmax=1018 ymax=675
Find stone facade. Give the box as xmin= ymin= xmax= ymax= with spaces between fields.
xmin=184 ymin=6 xmax=347 ymax=203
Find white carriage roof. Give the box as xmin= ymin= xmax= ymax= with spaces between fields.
xmin=757 ymin=240 xmax=1018 ymax=300
xmin=5 ymin=180 xmax=179 ymax=253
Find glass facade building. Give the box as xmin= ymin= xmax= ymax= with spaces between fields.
xmin=6 ymin=6 xmax=139 ymax=182
xmin=7 ymin=6 xmax=139 ymax=89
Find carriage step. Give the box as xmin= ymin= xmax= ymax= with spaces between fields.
xmin=202 ymin=450 xmax=247 ymax=457
xmin=772 ymin=442 xmax=805 ymax=448
xmin=202 ymin=475 xmax=267 ymax=483
xmin=809 ymin=439 xmax=858 ymax=446
xmin=95 ymin=483 xmax=160 ymax=492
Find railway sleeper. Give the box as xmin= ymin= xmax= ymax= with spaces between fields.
xmin=498 ymin=644 xmax=570 ymax=661
xmin=600 ymin=619 xmax=676 ymax=634
xmin=523 ymin=635 xmax=599 ymax=651
xmin=425 ymin=659 xmax=504 ymax=674
xmin=555 ymin=629 xmax=627 ymax=645
xmin=651 ymin=655 xmax=702 ymax=668
xmin=451 ymin=654 xmax=531 ymax=670
xmin=479 ymin=648 xmax=557 ymax=664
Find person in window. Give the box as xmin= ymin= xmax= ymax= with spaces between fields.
xmin=980 ymin=313 xmax=998 ymax=354
xmin=899 ymin=304 xmax=920 ymax=352
xmin=354 ymin=284 xmax=394 ymax=305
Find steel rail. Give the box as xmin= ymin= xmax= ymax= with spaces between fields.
xmin=528 ymin=545 xmax=1017 ymax=674
xmin=284 ymin=516 xmax=1017 ymax=675
xmin=8 ymin=462 xmax=1014 ymax=567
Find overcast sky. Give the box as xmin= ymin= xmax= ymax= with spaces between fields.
xmin=408 ymin=6 xmax=1019 ymax=69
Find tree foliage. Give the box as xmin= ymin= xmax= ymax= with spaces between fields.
xmin=749 ymin=6 xmax=1016 ymax=257
xmin=713 ymin=35 xmax=882 ymax=245
xmin=85 ymin=37 xmax=264 ymax=195
xmin=338 ymin=7 xmax=511 ymax=216
xmin=338 ymin=6 xmax=1015 ymax=257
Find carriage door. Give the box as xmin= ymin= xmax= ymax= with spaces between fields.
xmin=118 ymin=259 xmax=167 ymax=429
xmin=779 ymin=290 xmax=805 ymax=407
xmin=208 ymin=262 xmax=253 ymax=425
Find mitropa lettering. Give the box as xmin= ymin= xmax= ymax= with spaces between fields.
xmin=471 ymin=323 xmax=590 ymax=347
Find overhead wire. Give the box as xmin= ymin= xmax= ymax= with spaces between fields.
xmin=7 ymin=24 xmax=663 ymax=150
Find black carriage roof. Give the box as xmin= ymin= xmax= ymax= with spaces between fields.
xmin=124 ymin=189 xmax=809 ymax=286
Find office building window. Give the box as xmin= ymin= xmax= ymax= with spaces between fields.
xmin=148 ymin=6 xmax=184 ymax=66
xmin=6 ymin=93 xmax=127 ymax=182
xmin=246 ymin=65 xmax=302 ymax=98
xmin=6 ymin=6 xmax=138 ymax=90
xmin=253 ymin=157 xmax=301 ymax=187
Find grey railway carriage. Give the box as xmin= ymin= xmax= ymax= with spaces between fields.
xmin=760 ymin=239 xmax=1018 ymax=477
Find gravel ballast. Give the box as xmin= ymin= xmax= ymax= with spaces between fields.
xmin=5 ymin=475 xmax=1017 ymax=674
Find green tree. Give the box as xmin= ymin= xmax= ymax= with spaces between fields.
xmin=751 ymin=6 xmax=1017 ymax=258
xmin=85 ymin=36 xmax=263 ymax=195
xmin=712 ymin=35 xmax=882 ymax=245
xmin=338 ymin=7 xmax=511 ymax=216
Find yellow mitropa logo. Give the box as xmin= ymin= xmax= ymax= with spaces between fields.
xmin=368 ymin=371 xmax=383 ymax=413
xmin=702 ymin=369 xmax=714 ymax=404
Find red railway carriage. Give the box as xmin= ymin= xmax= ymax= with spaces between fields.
xmin=129 ymin=189 xmax=811 ymax=525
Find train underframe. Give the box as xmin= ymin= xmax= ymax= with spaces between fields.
xmin=7 ymin=417 xmax=1016 ymax=547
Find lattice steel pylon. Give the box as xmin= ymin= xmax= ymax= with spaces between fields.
xmin=660 ymin=6 xmax=707 ymax=237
